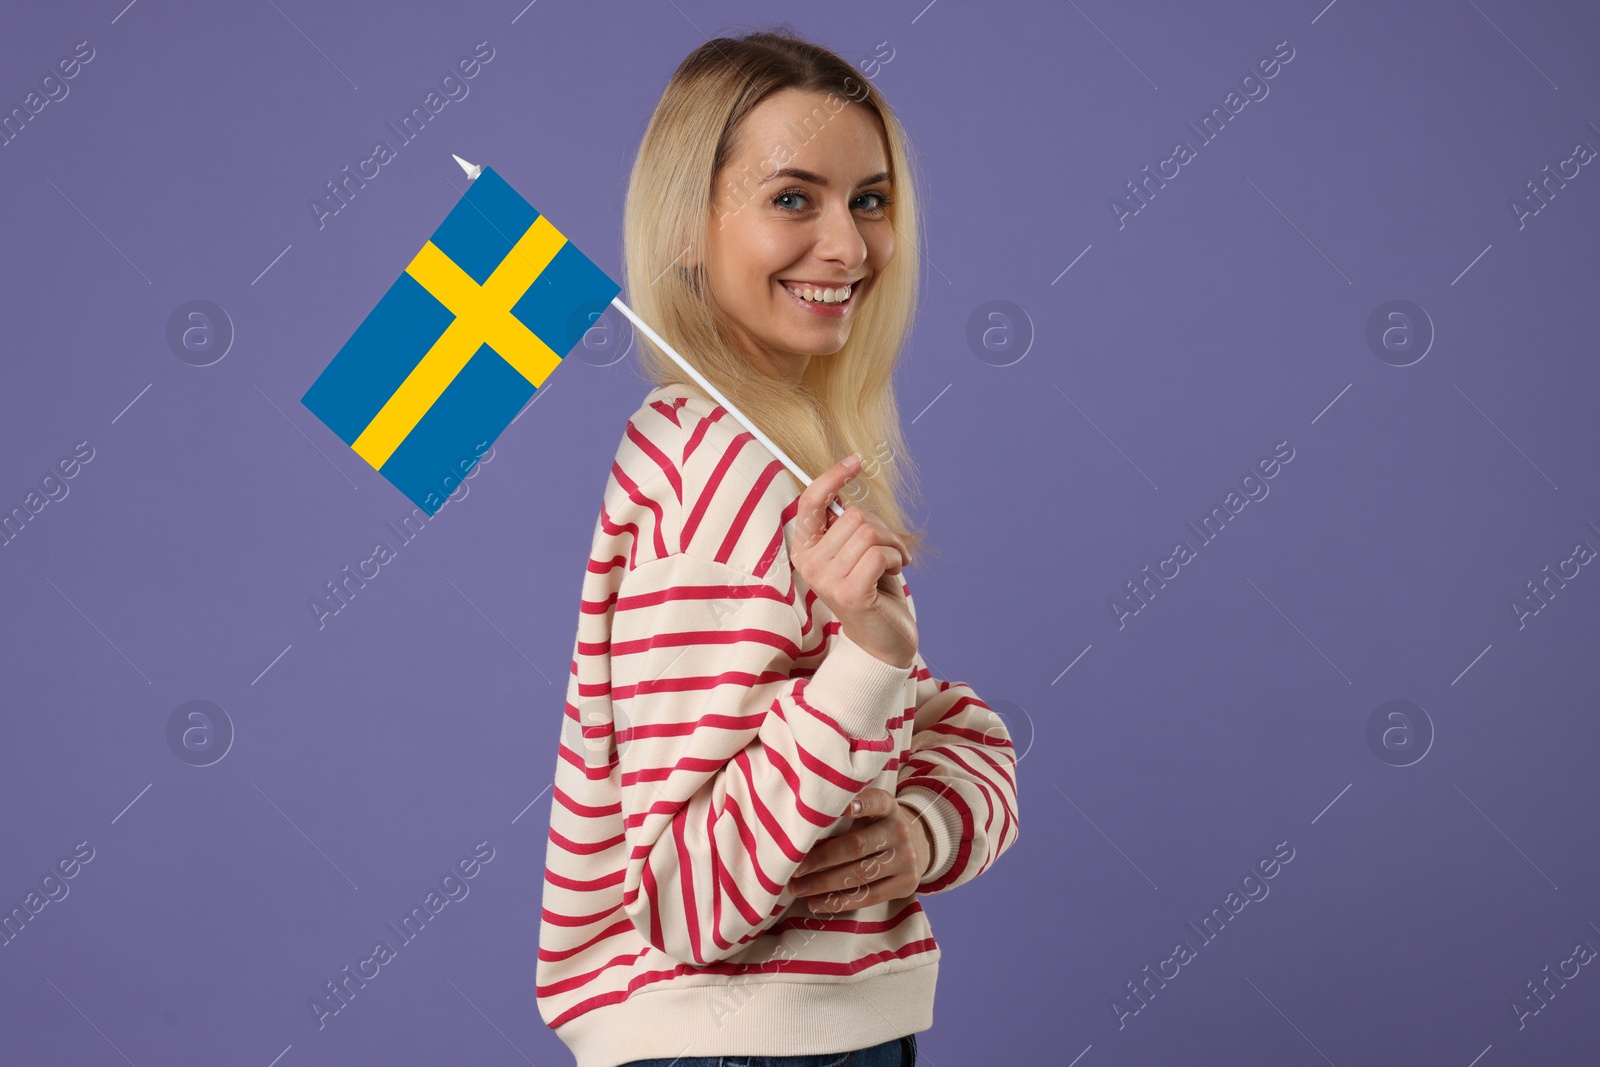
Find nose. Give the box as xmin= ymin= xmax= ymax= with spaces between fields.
xmin=812 ymin=199 xmax=868 ymax=272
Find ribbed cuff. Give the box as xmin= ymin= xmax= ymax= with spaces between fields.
xmin=896 ymin=785 xmax=965 ymax=884
xmin=803 ymin=630 xmax=912 ymax=739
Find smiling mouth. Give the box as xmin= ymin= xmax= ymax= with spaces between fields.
xmin=778 ymin=279 xmax=863 ymax=317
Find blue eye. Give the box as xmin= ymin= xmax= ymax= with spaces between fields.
xmin=770 ymin=188 xmax=895 ymax=214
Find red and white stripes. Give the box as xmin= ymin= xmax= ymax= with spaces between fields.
xmin=535 ymin=383 xmax=1019 ymax=1067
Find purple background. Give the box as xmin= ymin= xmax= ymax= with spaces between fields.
xmin=3 ymin=1 xmax=1599 ymax=1064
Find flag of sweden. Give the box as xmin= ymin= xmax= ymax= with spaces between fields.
xmin=302 ymin=166 xmax=620 ymax=514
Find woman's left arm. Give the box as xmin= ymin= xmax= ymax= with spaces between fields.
xmin=894 ymin=647 xmax=1021 ymax=895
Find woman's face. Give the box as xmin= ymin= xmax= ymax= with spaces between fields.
xmin=703 ymin=88 xmax=896 ymax=382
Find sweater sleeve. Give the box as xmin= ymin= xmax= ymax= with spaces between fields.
xmin=894 ymin=646 xmax=1021 ymax=895
xmin=608 ymin=549 xmax=913 ymax=966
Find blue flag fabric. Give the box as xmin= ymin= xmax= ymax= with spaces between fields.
xmin=302 ymin=166 xmax=621 ymax=514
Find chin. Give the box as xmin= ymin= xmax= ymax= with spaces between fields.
xmin=780 ymin=331 xmax=850 ymax=358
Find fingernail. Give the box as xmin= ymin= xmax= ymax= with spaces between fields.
xmin=845 ymin=453 xmax=861 ymax=470
xmin=851 ymin=799 xmax=862 ymax=815
xmin=794 ymin=860 xmax=810 ymax=877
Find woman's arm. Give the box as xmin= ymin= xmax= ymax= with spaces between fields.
xmin=893 ymin=597 xmax=1021 ymax=895
xmin=607 ymin=548 xmax=912 ymax=966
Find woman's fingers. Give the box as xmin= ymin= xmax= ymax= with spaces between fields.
xmin=791 ymin=472 xmax=920 ymax=669
xmin=798 ymin=844 xmax=914 ymax=914
xmin=827 ymin=524 xmax=889 ymax=599
xmin=795 ymin=459 xmax=910 ymax=573
xmin=784 ymin=790 xmax=902 ymax=883
xmin=791 ymin=788 xmax=895 ymax=878
xmin=788 ymin=789 xmax=917 ymax=914
xmin=823 ymin=505 xmax=910 ymax=569
xmin=849 ymin=548 xmax=907 ymax=602
xmin=853 ymin=786 xmax=898 ymax=819
xmin=794 ymin=456 xmax=862 ymax=551
xmin=818 ymin=511 xmax=909 ymax=588
xmin=865 ymin=515 xmax=913 ymax=571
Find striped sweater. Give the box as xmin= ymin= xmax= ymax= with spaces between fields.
xmin=535 ymin=381 xmax=1020 ymax=1067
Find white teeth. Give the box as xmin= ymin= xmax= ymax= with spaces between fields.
xmin=784 ymin=283 xmax=852 ymax=304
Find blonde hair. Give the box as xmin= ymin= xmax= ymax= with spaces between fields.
xmin=622 ymin=28 xmax=930 ymax=559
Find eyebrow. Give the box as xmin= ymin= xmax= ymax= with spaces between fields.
xmin=761 ymin=167 xmax=892 ymax=189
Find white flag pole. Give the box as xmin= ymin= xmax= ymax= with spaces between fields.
xmin=454 ymin=154 xmax=908 ymax=604
xmin=452 ymin=153 xmax=845 ymax=519
xmin=457 ymin=153 xmax=915 ymax=630
xmin=610 ymin=299 xmax=920 ymax=608
xmin=457 ymin=151 xmax=915 ymax=652
xmin=609 ymin=301 xmax=919 ymax=606
xmin=607 ymin=297 xmax=846 ymax=520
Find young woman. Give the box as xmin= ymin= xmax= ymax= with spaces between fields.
xmin=536 ymin=29 xmax=1020 ymax=1067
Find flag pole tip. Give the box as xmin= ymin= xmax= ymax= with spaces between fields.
xmin=452 ymin=154 xmax=483 ymax=180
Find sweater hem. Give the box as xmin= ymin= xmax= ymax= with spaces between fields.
xmin=552 ymin=957 xmax=938 ymax=1067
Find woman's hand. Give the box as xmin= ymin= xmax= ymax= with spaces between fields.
xmin=786 ymin=787 xmax=933 ymax=915
xmin=792 ymin=455 xmax=918 ymax=669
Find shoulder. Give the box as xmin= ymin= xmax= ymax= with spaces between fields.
xmin=599 ymin=383 xmax=801 ymax=580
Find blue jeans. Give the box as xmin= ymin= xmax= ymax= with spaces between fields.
xmin=617 ymin=1033 xmax=917 ymax=1067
